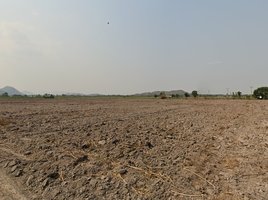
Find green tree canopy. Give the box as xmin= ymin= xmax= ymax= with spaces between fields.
xmin=1 ymin=92 xmax=8 ymax=97
xmin=253 ymin=87 xmax=268 ymax=99
xmin=192 ymin=90 xmax=198 ymax=97
xmin=184 ymin=92 xmax=190 ymax=97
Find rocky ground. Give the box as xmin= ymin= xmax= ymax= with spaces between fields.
xmin=0 ymin=98 xmax=268 ymax=199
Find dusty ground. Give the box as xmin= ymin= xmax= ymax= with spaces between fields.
xmin=0 ymin=98 xmax=268 ymax=199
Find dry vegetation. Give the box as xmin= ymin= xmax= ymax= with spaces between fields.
xmin=159 ymin=94 xmax=168 ymax=99
xmin=0 ymin=98 xmax=268 ymax=199
xmin=0 ymin=118 xmax=11 ymax=126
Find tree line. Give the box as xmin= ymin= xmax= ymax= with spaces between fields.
xmin=1 ymin=87 xmax=268 ymax=99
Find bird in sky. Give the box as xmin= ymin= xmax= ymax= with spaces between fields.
xmin=107 ymin=22 xmax=109 ymax=24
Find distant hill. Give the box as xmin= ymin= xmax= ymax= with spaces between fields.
xmin=65 ymin=93 xmax=85 ymax=96
xmin=134 ymin=89 xmax=187 ymax=96
xmin=0 ymin=86 xmax=24 ymax=96
xmin=0 ymin=86 xmax=187 ymax=97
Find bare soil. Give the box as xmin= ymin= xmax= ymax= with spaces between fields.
xmin=0 ymin=98 xmax=268 ymax=199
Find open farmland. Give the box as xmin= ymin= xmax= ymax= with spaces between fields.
xmin=1 ymin=98 xmax=268 ymax=199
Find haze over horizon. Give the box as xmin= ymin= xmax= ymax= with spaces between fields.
xmin=1 ymin=1 xmax=268 ymax=95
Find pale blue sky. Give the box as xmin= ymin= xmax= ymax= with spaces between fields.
xmin=1 ymin=1 xmax=268 ymax=95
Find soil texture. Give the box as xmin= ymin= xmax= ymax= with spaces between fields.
xmin=0 ymin=98 xmax=268 ymax=199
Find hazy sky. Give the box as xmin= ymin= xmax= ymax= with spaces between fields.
xmin=1 ymin=1 xmax=268 ymax=95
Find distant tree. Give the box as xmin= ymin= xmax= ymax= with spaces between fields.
xmin=184 ymin=92 xmax=190 ymax=98
xmin=154 ymin=94 xmax=158 ymax=98
xmin=171 ymin=94 xmax=175 ymax=98
xmin=159 ymin=92 xmax=165 ymax=96
xmin=253 ymin=87 xmax=268 ymax=99
xmin=237 ymin=91 xmax=242 ymax=98
xmin=1 ymin=92 xmax=8 ymax=97
xmin=175 ymin=94 xmax=179 ymax=98
xmin=43 ymin=93 xmax=55 ymax=99
xmin=192 ymin=90 xmax=198 ymax=97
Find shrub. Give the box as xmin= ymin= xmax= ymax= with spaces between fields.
xmin=1 ymin=92 xmax=8 ymax=97
xmin=159 ymin=94 xmax=168 ymax=99
xmin=253 ymin=87 xmax=268 ymax=99
xmin=43 ymin=93 xmax=55 ymax=99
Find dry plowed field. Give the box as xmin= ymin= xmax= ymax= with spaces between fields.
xmin=0 ymin=98 xmax=268 ymax=199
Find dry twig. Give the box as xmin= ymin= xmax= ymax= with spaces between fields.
xmin=171 ymin=190 xmax=203 ymax=197
xmin=59 ymin=170 xmax=65 ymax=181
xmin=183 ymin=167 xmax=215 ymax=189
xmin=116 ymin=173 xmax=127 ymax=184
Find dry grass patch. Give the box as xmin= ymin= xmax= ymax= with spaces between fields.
xmin=0 ymin=118 xmax=11 ymax=126
xmin=159 ymin=94 xmax=168 ymax=99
